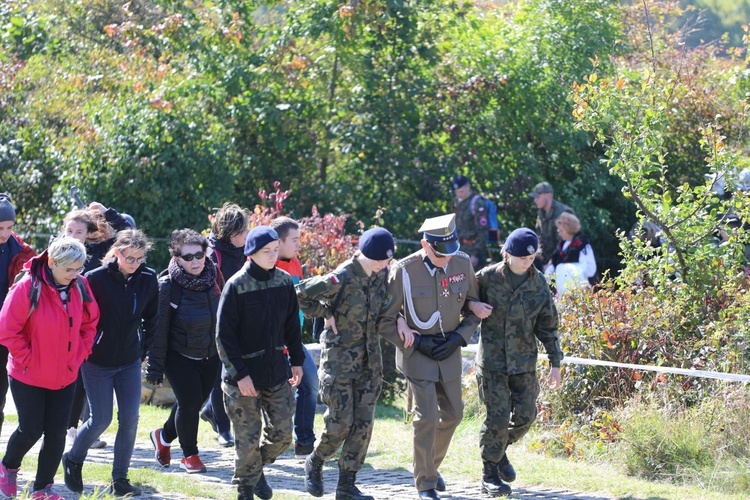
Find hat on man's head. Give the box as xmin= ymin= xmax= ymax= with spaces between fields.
xmin=244 ymin=226 xmax=279 ymax=256
xmin=503 ymin=228 xmax=539 ymax=257
xmin=0 ymin=193 xmax=16 ymax=223
xmin=451 ymin=175 xmax=469 ymax=190
xmin=528 ymin=182 xmax=553 ymax=197
xmin=419 ymin=214 xmax=459 ymax=256
xmin=359 ymin=227 xmax=395 ymax=261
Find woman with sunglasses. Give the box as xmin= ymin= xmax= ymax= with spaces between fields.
xmin=62 ymin=229 xmax=158 ymax=497
xmin=146 ymin=229 xmax=223 ymax=474
xmin=0 ymin=237 xmax=99 ymax=500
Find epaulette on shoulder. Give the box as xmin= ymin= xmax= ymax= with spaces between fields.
xmin=453 ymin=250 xmax=471 ymax=261
xmin=397 ymin=253 xmax=423 ymax=268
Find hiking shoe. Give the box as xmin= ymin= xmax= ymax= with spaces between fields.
xmin=294 ymin=442 xmax=314 ymax=459
xmin=253 ymin=471 xmax=273 ymax=500
xmin=0 ymin=461 xmax=18 ymax=498
xmin=62 ymin=452 xmax=84 ymax=493
xmin=31 ymin=485 xmax=64 ymax=499
xmin=150 ymin=428 xmax=171 ymax=467
xmin=110 ymin=477 xmax=142 ymax=497
xmin=89 ymin=439 xmax=107 ymax=449
xmin=180 ymin=454 xmax=207 ymax=474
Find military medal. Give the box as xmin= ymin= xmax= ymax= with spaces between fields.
xmin=441 ymin=277 xmax=450 ymax=297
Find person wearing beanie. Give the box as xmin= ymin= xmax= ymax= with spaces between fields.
xmin=0 ymin=193 xmax=36 ymax=438
xmin=472 ymin=227 xmax=563 ymax=497
xmin=216 ymin=226 xmax=304 ymax=500
xmin=378 ymin=214 xmax=489 ymax=500
xmin=296 ymin=226 xmax=407 ymax=500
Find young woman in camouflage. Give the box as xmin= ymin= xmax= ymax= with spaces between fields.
xmin=474 ymin=228 xmax=563 ymax=497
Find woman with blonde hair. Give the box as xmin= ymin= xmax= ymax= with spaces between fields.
xmin=62 ymin=229 xmax=158 ymax=497
xmin=545 ymin=212 xmax=598 ymax=286
xmin=0 ymin=237 xmax=99 ymax=500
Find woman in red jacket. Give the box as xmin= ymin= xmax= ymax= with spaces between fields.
xmin=0 ymin=237 xmax=100 ymax=500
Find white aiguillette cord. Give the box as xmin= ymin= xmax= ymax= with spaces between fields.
xmin=402 ymin=267 xmax=444 ymax=334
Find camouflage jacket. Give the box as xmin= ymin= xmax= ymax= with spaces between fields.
xmin=475 ymin=262 xmax=563 ymax=374
xmin=216 ymin=261 xmax=304 ymax=390
xmin=535 ymin=199 xmax=574 ymax=264
xmin=455 ymin=193 xmax=488 ymax=251
xmin=296 ymin=255 xmax=388 ymax=377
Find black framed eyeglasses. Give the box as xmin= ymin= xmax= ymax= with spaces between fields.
xmin=179 ymin=252 xmax=205 ymax=262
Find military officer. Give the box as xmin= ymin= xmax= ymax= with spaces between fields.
xmin=379 ymin=214 xmax=484 ymax=500
xmin=297 ymin=228 xmax=409 ymax=500
xmin=452 ymin=175 xmax=489 ymax=271
xmin=475 ymin=228 xmax=563 ymax=497
xmin=529 ymin=182 xmax=574 ymax=269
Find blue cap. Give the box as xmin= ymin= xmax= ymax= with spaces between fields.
xmin=451 ymin=175 xmax=469 ymax=190
xmin=244 ymin=226 xmax=279 ymax=256
xmin=359 ymin=227 xmax=395 ymax=260
xmin=503 ymin=228 xmax=539 ymax=257
xmin=0 ymin=193 xmax=15 ymax=223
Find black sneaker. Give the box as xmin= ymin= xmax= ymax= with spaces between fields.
xmin=110 ymin=477 xmax=141 ymax=497
xmin=62 ymin=452 xmax=84 ymax=493
xmin=294 ymin=442 xmax=314 ymax=459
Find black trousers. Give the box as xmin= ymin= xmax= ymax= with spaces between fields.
xmin=3 ymin=377 xmax=76 ymax=491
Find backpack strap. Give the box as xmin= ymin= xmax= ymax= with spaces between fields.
xmin=469 ymin=194 xmax=482 ymax=215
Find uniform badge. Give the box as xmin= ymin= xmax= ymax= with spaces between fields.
xmin=448 ymin=273 xmax=466 ymax=284
xmin=478 ymin=215 xmax=488 ymax=227
xmin=441 ymin=278 xmax=450 ymax=297
xmin=527 ymin=245 xmax=536 ymax=254
xmin=330 ymin=273 xmax=342 ymax=284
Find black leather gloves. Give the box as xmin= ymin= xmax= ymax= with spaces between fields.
xmin=413 ymin=335 xmax=443 ymax=359
xmin=146 ymin=371 xmax=163 ymax=386
xmin=432 ymin=332 xmax=465 ymax=361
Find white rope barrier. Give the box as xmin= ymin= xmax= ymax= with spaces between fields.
xmin=462 ymin=345 xmax=750 ymax=383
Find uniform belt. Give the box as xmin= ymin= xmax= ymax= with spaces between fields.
xmin=460 ymin=238 xmax=476 ymax=245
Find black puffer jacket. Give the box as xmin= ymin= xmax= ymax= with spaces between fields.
xmin=146 ymin=272 xmax=221 ymax=377
xmin=85 ymin=260 xmax=159 ymax=366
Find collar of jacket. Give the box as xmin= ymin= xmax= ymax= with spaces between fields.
xmin=248 ymin=260 xmax=274 ymax=281
xmin=104 ymin=258 xmax=144 ymax=283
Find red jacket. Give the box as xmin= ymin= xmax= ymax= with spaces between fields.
xmin=0 ymin=251 xmax=99 ymax=390
xmin=7 ymin=233 xmax=36 ymax=281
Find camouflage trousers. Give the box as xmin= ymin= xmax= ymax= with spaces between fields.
xmin=315 ymin=368 xmax=382 ymax=472
xmin=476 ymin=370 xmax=539 ymax=463
xmin=223 ymin=381 xmax=294 ymax=487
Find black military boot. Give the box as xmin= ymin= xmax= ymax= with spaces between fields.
xmin=481 ymin=460 xmax=511 ymax=497
xmin=336 ymin=470 xmax=374 ymax=500
xmin=304 ymin=453 xmax=325 ymax=497
xmin=237 ymin=484 xmax=254 ymax=500
xmin=497 ymin=453 xmax=516 ymax=483
xmin=253 ymin=471 xmax=273 ymax=500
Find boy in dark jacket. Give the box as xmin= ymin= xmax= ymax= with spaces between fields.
xmin=216 ymin=226 xmax=305 ymax=500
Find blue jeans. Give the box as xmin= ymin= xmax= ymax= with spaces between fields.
xmin=69 ymin=358 xmax=142 ymax=480
xmin=294 ymin=344 xmax=318 ymax=446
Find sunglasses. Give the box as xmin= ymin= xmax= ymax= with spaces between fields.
xmin=179 ymin=251 xmax=205 ymax=262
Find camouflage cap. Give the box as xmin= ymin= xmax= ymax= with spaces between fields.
xmin=528 ymin=182 xmax=553 ymax=197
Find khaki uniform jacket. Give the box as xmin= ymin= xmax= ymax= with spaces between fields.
xmin=296 ymin=256 xmax=387 ymax=378
xmin=535 ymin=199 xmax=574 ymax=264
xmin=475 ymin=262 xmax=563 ymax=374
xmin=379 ymin=249 xmax=480 ymax=382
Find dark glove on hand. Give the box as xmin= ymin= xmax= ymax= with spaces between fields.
xmin=413 ymin=335 xmax=444 ymax=359
xmin=146 ymin=372 xmax=163 ymax=386
xmin=432 ymin=332 xmax=465 ymax=361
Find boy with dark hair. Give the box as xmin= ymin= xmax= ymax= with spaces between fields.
xmin=269 ymin=216 xmax=319 ymax=459
xmin=216 ymin=227 xmax=305 ymax=500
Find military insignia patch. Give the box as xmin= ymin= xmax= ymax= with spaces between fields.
xmin=478 ymin=215 xmax=488 ymax=227
xmin=527 ymin=245 xmax=535 ymax=254
xmin=448 ymin=273 xmax=466 ymax=284
xmin=381 ymin=292 xmax=393 ymax=310
xmin=330 ymin=273 xmax=342 ymax=284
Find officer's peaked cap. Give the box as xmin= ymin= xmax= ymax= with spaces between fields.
xmin=419 ymin=214 xmax=459 ymax=256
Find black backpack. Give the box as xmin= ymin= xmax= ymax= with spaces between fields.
xmin=14 ymin=269 xmax=92 ymax=318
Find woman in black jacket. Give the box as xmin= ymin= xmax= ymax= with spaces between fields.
xmin=146 ymin=229 xmax=222 ymax=474
xmin=62 ymin=229 xmax=158 ymax=497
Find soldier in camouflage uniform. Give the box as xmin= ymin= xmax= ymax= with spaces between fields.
xmin=452 ymin=175 xmax=489 ymax=271
xmin=529 ymin=182 xmax=574 ymax=269
xmin=297 ymin=228 xmax=405 ymax=500
xmin=216 ymin=227 xmax=305 ymax=500
xmin=475 ymin=228 xmax=563 ymax=497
